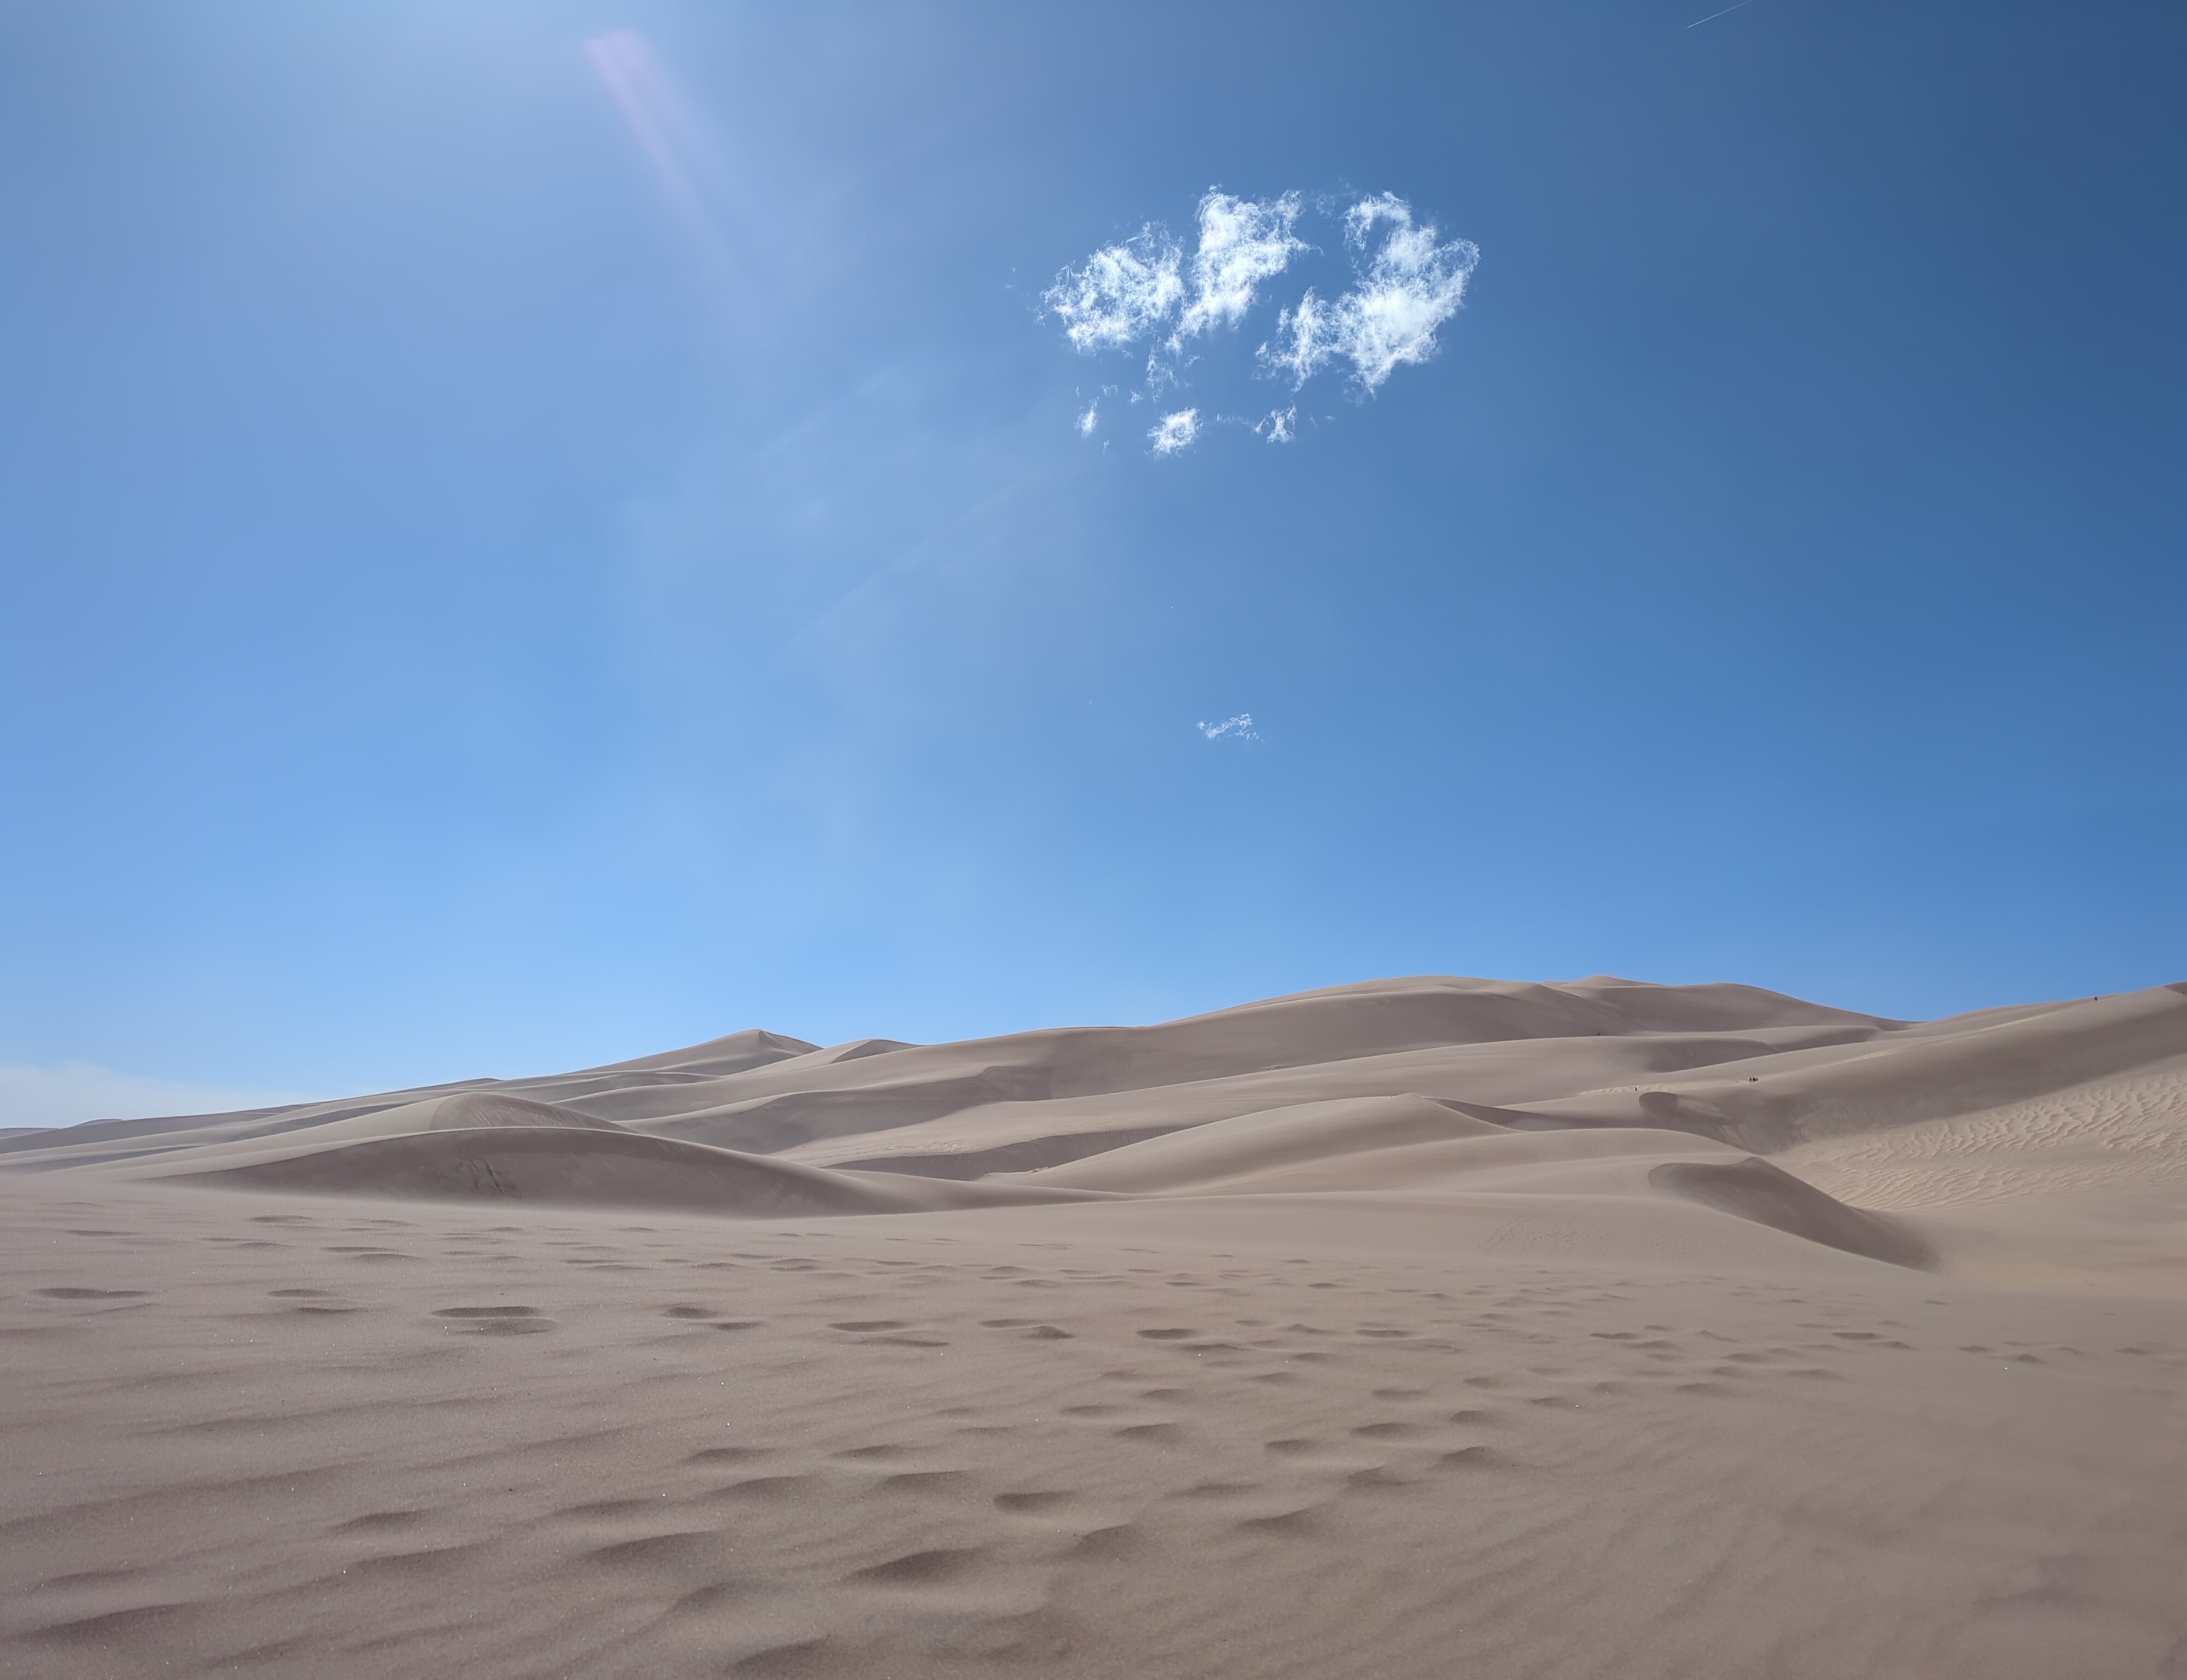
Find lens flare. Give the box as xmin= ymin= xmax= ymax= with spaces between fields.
xmin=584 ymin=30 xmax=758 ymax=276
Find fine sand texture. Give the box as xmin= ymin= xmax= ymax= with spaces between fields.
xmin=3 ymin=974 xmax=2185 ymax=1678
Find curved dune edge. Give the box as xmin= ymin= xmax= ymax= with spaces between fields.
xmin=1648 ymin=1157 xmax=1938 ymax=1270
xmin=358 ymin=1089 xmax=629 ymax=1134
xmin=1017 ymin=1094 xmax=1510 ymax=1194
xmin=147 ymin=1126 xmax=1110 ymax=1218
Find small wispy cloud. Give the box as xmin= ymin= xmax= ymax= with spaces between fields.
xmin=1045 ymin=188 xmax=1477 ymax=448
xmin=1045 ymin=227 xmax=1185 ymax=353
xmin=1261 ymin=195 xmax=1478 ymax=392
xmin=1049 ymin=191 xmax=1305 ymax=370
xmin=1149 ymin=408 xmax=1200 ymax=455
xmin=1076 ymin=400 xmax=1100 ymax=437
xmin=1178 ymin=192 xmax=1307 ymax=338
xmin=1196 ymin=713 xmax=1258 ymax=742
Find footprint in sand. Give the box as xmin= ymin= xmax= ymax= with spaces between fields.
xmin=684 ymin=1446 xmax=767 ymax=1466
xmin=555 ymin=1497 xmax=661 ymax=1521
xmin=704 ymin=1475 xmax=813 ymax=1502
xmin=878 ymin=1469 xmax=969 ymax=1494
xmin=333 ymin=1510 xmax=427 ymax=1533
xmin=848 ymin=1546 xmax=984 ymax=1584
xmin=1237 ymin=1506 xmax=1321 ymax=1536
xmin=586 ymin=1531 xmax=713 ymax=1566
xmin=1067 ymin=1524 xmax=1144 ymax=1560
xmin=994 ymin=1490 xmax=1074 ymax=1512
xmin=668 ymin=1581 xmax=757 ymax=1615
xmin=353 ymin=1543 xmax=484 ymax=1577
xmin=585 ymin=1532 xmax=715 ymax=1568
xmin=1345 ymin=1466 xmax=1414 ymax=1492
xmin=731 ymin=1636 xmax=832 ymax=1674
xmin=433 ymin=1306 xmax=553 ymax=1335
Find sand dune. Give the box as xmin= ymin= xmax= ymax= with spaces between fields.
xmin=14 ymin=975 xmax=2180 ymax=1275
xmin=4 ymin=974 xmax=2184 ymax=1677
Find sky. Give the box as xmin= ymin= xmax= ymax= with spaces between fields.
xmin=2 ymin=1 xmax=2182 ymax=1124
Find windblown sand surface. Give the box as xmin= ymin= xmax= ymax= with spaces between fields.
xmin=4 ymin=975 xmax=2185 ymax=1677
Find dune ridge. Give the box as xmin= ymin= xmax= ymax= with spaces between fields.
xmin=7 ymin=973 xmax=2184 ymax=1280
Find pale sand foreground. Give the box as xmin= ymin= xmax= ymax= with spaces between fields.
xmin=3 ymin=976 xmax=2185 ymax=1678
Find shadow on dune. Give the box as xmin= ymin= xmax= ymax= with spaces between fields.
xmin=1649 ymin=1158 xmax=1938 ymax=1269
xmin=180 ymin=1124 xmax=1106 ymax=1220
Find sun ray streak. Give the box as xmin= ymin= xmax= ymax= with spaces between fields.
xmin=584 ymin=30 xmax=767 ymax=284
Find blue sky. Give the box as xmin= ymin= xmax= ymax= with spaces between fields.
xmin=3 ymin=2 xmax=2182 ymax=1121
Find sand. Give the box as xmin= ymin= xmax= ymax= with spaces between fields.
xmin=3 ymin=974 xmax=2184 ymax=1678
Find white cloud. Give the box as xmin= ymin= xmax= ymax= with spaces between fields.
xmin=1149 ymin=408 xmax=1200 ymax=454
xmin=1342 ymin=190 xmax=1410 ymax=250
xmin=1262 ymin=195 xmax=1478 ymax=392
xmin=1196 ymin=713 xmax=1259 ymax=742
xmin=1178 ymin=191 xmax=1307 ymax=337
xmin=1050 ymin=190 xmax=1306 ymax=372
xmin=0 ymin=1062 xmax=317 ymax=1130
xmin=1259 ymin=285 xmax=1337 ymax=386
xmin=1076 ymin=400 xmax=1100 ymax=436
xmin=1144 ymin=343 xmax=1190 ymax=398
xmin=1043 ymin=226 xmax=1184 ymax=353
xmin=1048 ymin=189 xmax=1478 ymax=445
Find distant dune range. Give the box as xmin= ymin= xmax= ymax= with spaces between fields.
xmin=10 ymin=974 xmax=2186 ymax=1278
xmin=5 ymin=977 xmax=2185 ymax=1678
